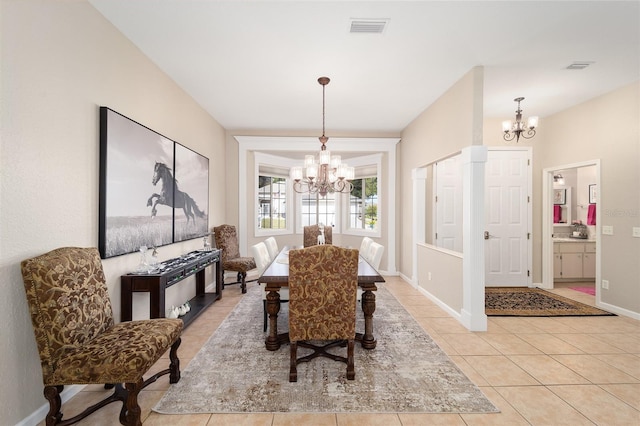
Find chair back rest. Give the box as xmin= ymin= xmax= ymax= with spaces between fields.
xmin=288 ymin=245 xmax=358 ymax=341
xmin=213 ymin=224 xmax=241 ymax=262
xmin=264 ymin=237 xmax=279 ymax=261
xmin=251 ymin=242 xmax=271 ymax=275
xmin=20 ymin=247 xmax=114 ymax=381
xmin=303 ymin=224 xmax=333 ymax=247
xmin=367 ymin=242 xmax=385 ymax=270
xmin=359 ymin=237 xmax=373 ymax=261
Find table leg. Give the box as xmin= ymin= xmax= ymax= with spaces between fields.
xmin=361 ymin=289 xmax=377 ymax=349
xmin=265 ymin=290 xmax=281 ymax=351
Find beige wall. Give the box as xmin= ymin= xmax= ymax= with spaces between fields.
xmin=399 ymin=67 xmax=483 ymax=280
xmin=536 ymin=83 xmax=640 ymax=313
xmin=484 ymin=83 xmax=640 ymax=314
xmin=1 ymin=2 xmax=225 ymax=424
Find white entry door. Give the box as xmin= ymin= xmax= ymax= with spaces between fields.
xmin=485 ymin=149 xmax=531 ymax=286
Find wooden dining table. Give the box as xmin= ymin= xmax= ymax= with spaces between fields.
xmin=257 ymin=246 xmax=385 ymax=351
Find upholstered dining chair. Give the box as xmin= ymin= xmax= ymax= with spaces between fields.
xmin=288 ymin=245 xmax=359 ymax=382
xmin=264 ymin=236 xmax=279 ymax=261
xmin=20 ymin=247 xmax=182 ymax=426
xmin=359 ymin=237 xmax=373 ymax=262
xmin=367 ymin=242 xmax=385 ymax=270
xmin=303 ymin=224 xmax=333 ymax=247
xmin=214 ymin=224 xmax=256 ymax=294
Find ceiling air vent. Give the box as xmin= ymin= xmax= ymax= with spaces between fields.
xmin=350 ymin=19 xmax=388 ymax=34
xmin=566 ymin=61 xmax=595 ymax=70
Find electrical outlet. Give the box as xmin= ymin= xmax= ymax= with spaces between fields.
xmin=633 ymin=227 xmax=640 ymax=238
xmin=602 ymin=279 xmax=609 ymax=290
xmin=602 ymin=225 xmax=614 ymax=235
xmin=428 ymin=272 xmax=432 ymax=281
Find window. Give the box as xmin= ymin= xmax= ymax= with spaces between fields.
xmin=258 ymin=175 xmax=287 ymax=230
xmin=349 ymin=177 xmax=378 ymax=230
xmin=300 ymin=192 xmax=336 ymax=227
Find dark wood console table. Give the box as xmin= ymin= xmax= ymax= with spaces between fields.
xmin=121 ymin=249 xmax=222 ymax=328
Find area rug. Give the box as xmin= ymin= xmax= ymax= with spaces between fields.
xmin=485 ymin=287 xmax=614 ymax=316
xmin=154 ymin=284 xmax=498 ymax=414
xmin=570 ymin=286 xmax=596 ymax=296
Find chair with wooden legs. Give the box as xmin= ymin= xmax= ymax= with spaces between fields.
xmin=288 ymin=245 xmax=359 ymax=382
xmin=20 ymin=247 xmax=182 ymax=426
xmin=213 ymin=224 xmax=256 ymax=294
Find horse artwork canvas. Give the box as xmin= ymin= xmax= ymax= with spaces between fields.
xmin=171 ymin=143 xmax=208 ymax=242
xmin=99 ymin=107 xmax=209 ymax=258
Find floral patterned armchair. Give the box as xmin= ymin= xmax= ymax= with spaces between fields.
xmin=20 ymin=247 xmax=182 ymax=426
xmin=288 ymin=245 xmax=359 ymax=382
xmin=303 ymin=224 xmax=333 ymax=247
xmin=213 ymin=224 xmax=256 ymax=294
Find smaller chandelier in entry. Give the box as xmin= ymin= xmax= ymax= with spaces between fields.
xmin=290 ymin=77 xmax=354 ymax=198
xmin=502 ymin=97 xmax=538 ymax=143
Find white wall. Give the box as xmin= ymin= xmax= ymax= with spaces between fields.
xmin=1 ymin=2 xmax=226 ymax=424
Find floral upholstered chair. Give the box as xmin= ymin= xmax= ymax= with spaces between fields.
xmin=214 ymin=224 xmax=256 ymax=294
xmin=20 ymin=247 xmax=182 ymax=426
xmin=288 ymin=245 xmax=359 ymax=382
xmin=302 ymin=224 xmax=333 ymax=247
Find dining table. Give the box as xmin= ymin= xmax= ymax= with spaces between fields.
xmin=257 ymin=246 xmax=385 ymax=351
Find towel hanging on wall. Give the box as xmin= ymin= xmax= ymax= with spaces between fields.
xmin=553 ymin=205 xmax=562 ymax=223
xmin=587 ymin=204 xmax=596 ymax=225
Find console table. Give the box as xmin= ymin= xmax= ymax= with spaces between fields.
xmin=121 ymin=249 xmax=222 ymax=328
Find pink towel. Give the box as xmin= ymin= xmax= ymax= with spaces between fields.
xmin=587 ymin=204 xmax=596 ymax=225
xmin=553 ymin=205 xmax=562 ymax=223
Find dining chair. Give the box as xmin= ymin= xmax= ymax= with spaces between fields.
xmin=359 ymin=237 xmax=373 ymax=262
xmin=213 ymin=224 xmax=256 ymax=294
xmin=252 ymin=241 xmax=288 ymax=332
xmin=303 ymin=224 xmax=333 ymax=247
xmin=367 ymin=242 xmax=385 ymax=270
xmin=20 ymin=247 xmax=183 ymax=426
xmin=264 ymin=236 xmax=279 ymax=261
xmin=288 ymin=245 xmax=359 ymax=382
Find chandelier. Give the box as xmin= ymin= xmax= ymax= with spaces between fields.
xmin=290 ymin=77 xmax=354 ymax=197
xmin=502 ymin=97 xmax=538 ymax=143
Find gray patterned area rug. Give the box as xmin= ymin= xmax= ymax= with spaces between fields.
xmin=153 ymin=284 xmax=498 ymax=414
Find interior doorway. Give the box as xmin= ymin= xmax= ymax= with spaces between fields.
xmin=541 ymin=160 xmax=601 ymax=300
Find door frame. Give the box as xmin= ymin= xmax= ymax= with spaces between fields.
xmin=486 ymin=146 xmax=533 ymax=287
xmin=541 ymin=159 xmax=601 ymax=295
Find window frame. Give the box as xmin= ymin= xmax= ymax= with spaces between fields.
xmin=254 ymin=153 xmax=294 ymax=237
xmin=341 ymin=154 xmax=382 ymax=238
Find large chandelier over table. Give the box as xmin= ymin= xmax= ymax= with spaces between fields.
xmin=290 ymin=77 xmax=354 ymax=198
xmin=502 ymin=97 xmax=538 ymax=143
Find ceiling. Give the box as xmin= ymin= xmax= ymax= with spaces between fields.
xmin=89 ymin=1 xmax=639 ymax=136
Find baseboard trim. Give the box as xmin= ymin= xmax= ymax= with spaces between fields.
xmin=17 ymin=385 xmax=85 ymax=426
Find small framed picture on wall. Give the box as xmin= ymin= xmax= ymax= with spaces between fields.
xmin=589 ymin=184 xmax=597 ymax=204
xmin=554 ymin=188 xmax=566 ymax=205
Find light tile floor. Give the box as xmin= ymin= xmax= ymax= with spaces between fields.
xmin=43 ymin=277 xmax=640 ymax=425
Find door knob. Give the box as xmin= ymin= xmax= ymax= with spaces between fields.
xmin=484 ymin=231 xmax=490 ymax=240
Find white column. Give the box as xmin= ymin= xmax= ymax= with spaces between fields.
xmin=460 ymin=145 xmax=488 ymax=331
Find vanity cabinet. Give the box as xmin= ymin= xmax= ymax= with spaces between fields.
xmin=553 ymin=242 xmax=596 ymax=280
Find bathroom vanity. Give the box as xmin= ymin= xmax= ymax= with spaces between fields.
xmin=553 ymin=239 xmax=596 ymax=280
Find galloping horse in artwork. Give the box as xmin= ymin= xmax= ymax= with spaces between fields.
xmin=146 ymin=162 xmax=206 ymax=224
